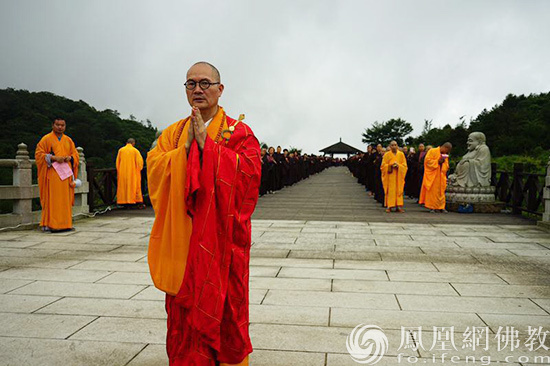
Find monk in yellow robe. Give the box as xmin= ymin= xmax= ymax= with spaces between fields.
xmin=35 ymin=118 xmax=79 ymax=232
xmin=419 ymin=142 xmax=452 ymax=212
xmin=116 ymin=138 xmax=144 ymax=206
xmin=147 ymin=62 xmax=261 ymax=366
xmin=381 ymin=140 xmax=407 ymax=213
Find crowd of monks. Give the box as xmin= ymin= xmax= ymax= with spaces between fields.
xmin=259 ymin=146 xmax=339 ymax=195
xmin=347 ymin=141 xmax=452 ymax=213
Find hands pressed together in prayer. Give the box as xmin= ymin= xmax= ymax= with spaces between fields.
xmin=51 ymin=155 xmax=72 ymax=163
xmin=185 ymin=106 xmax=207 ymax=151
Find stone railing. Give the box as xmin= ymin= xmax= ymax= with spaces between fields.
xmin=0 ymin=143 xmax=89 ymax=229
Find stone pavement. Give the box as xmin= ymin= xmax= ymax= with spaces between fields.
xmin=253 ymin=166 xmax=535 ymax=225
xmin=0 ymin=167 xmax=549 ymax=365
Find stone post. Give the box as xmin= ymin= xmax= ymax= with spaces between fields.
xmin=542 ymin=156 xmax=550 ymax=224
xmin=73 ymin=147 xmax=89 ymax=215
xmin=12 ymin=143 xmax=33 ymax=225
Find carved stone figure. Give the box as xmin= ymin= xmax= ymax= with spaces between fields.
xmin=446 ymin=132 xmax=496 ymax=206
xmin=448 ymin=132 xmax=491 ymax=188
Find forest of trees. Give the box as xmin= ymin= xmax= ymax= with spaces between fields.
xmin=362 ymin=92 xmax=550 ymax=172
xmin=0 ymin=88 xmax=158 ymax=168
xmin=1 ymin=88 xmax=548 ymax=174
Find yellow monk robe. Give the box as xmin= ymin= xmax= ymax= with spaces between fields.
xmin=419 ymin=147 xmax=449 ymax=210
xmin=116 ymin=143 xmax=144 ymax=204
xmin=35 ymin=132 xmax=79 ymax=230
xmin=381 ymin=150 xmax=407 ymax=208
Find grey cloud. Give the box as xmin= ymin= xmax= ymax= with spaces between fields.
xmin=1 ymin=0 xmax=549 ymax=154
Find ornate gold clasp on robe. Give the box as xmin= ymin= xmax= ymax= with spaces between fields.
xmin=221 ymin=113 xmax=244 ymax=142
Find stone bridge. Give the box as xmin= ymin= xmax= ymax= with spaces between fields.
xmin=0 ymin=167 xmax=549 ymax=365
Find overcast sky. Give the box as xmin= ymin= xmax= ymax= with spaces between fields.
xmin=1 ymin=0 xmax=549 ymax=154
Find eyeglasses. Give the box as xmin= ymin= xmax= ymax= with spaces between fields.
xmin=184 ymin=79 xmax=220 ymax=90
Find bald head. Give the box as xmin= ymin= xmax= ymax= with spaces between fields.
xmin=190 ymin=61 xmax=220 ymax=82
xmin=441 ymin=142 xmax=453 ymax=154
xmin=127 ymin=138 xmax=136 ymax=145
xmin=389 ymin=140 xmax=398 ymax=153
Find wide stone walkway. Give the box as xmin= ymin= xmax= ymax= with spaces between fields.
xmin=0 ymin=167 xmax=549 ymax=365
xmin=253 ymin=166 xmax=535 ymax=225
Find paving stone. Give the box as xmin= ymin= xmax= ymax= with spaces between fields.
xmin=96 ymin=271 xmax=154 ymax=285
xmin=11 ymin=280 xmax=146 ymax=299
xmin=250 ymin=304 xmax=329 ymax=326
xmin=70 ymin=316 xmax=166 ymax=344
xmin=452 ymin=283 xmax=550 ymax=298
xmin=53 ymin=249 xmax=147 ymax=262
xmin=477 ymin=313 xmax=550 ymax=334
xmin=250 ymin=349 xmax=325 ymax=366
xmin=0 ymin=240 xmax=43 ymax=248
xmin=126 ymin=344 xmax=168 ymax=366
xmin=0 ymin=267 xmax=111 ymax=282
xmin=37 ymin=297 xmax=166 ymax=319
xmin=0 ymin=312 xmax=96 ymax=338
xmin=335 ymin=245 xmax=423 ymax=254
xmin=334 ymin=260 xmax=437 ymax=271
xmin=250 ymin=323 xmax=414 ymax=356
xmin=250 ymin=277 xmax=331 ymax=291
xmin=250 ymin=248 xmax=290 ymax=258
xmin=330 ymin=307 xmax=485 ymax=331
xmin=0 ymin=337 xmax=144 ymax=366
xmin=333 ymin=280 xmax=456 ymax=296
xmin=328 ymin=353 xmax=519 ymax=365
xmin=0 ymin=278 xmax=33 ymax=293
xmin=30 ymin=242 xmax=121 ymax=252
xmin=0 ymin=257 xmax=83 ymax=269
xmin=278 ymin=267 xmax=388 ymax=280
xmin=0 ymin=233 xmax=25 ymax=240
xmin=263 ymin=289 xmax=399 ymax=309
xmin=252 ymin=242 xmax=335 ymax=251
xmin=388 ymin=271 xmax=507 ymax=284
xmin=397 ymin=294 xmax=547 ymax=315
xmin=531 ymin=298 xmax=550 ymax=313
xmin=0 ymin=247 xmax=61 ymax=257
xmin=250 ymin=266 xmax=280 ymax=277
xmin=250 ymin=257 xmax=333 ymax=268
xmin=0 ymin=294 xmax=59 ymax=313
xmin=292 ymin=251 xmax=381 ymax=261
xmin=69 ymin=260 xmax=149 ymax=272
xmin=131 ymin=286 xmax=165 ymax=301
xmin=496 ymin=273 xmax=550 ymax=285
xmin=433 ymin=262 xmax=548 ymax=274
xmin=456 ymin=241 xmax=546 ymax=250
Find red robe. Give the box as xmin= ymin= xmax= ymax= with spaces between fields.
xmin=149 ymin=110 xmax=261 ymax=365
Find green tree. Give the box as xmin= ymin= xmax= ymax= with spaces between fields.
xmin=0 ymin=89 xmax=158 ymax=168
xmin=362 ymin=118 xmax=413 ymax=146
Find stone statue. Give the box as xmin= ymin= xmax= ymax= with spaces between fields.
xmin=446 ymin=131 xmax=498 ymax=208
xmin=448 ymin=132 xmax=491 ymax=187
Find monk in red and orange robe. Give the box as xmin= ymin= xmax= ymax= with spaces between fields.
xmin=419 ymin=142 xmax=452 ymax=212
xmin=147 ymin=62 xmax=261 ymax=366
xmin=116 ymin=138 xmax=144 ymax=205
xmin=381 ymin=141 xmax=407 ymax=212
xmin=35 ymin=118 xmax=79 ymax=231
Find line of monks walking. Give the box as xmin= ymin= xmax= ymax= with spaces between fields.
xmin=347 ymin=141 xmax=452 ymax=213
xmin=259 ymin=146 xmax=339 ymax=196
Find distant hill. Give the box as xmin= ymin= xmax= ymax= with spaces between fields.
xmin=0 ymin=88 xmax=158 ymax=168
